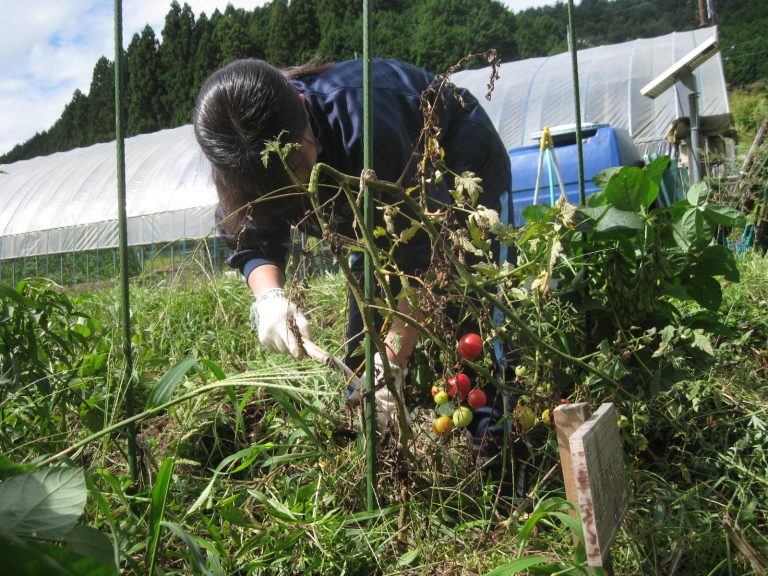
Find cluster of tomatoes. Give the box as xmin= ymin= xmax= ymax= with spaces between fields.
xmin=430 ymin=332 xmax=487 ymax=437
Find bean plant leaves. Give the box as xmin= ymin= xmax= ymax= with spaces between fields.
xmin=686 ymin=181 xmax=709 ymax=207
xmin=0 ymin=466 xmax=86 ymax=539
xmin=686 ymin=244 xmax=740 ymax=281
xmin=644 ymin=155 xmax=671 ymax=187
xmin=674 ymin=207 xmax=713 ymax=251
xmin=603 ymin=167 xmax=657 ymax=212
xmin=580 ymin=206 xmax=644 ymax=232
xmin=64 ymin=525 xmax=117 ymax=572
xmin=0 ymin=530 xmax=118 ymax=576
xmin=703 ymin=204 xmax=746 ymax=227
xmin=683 ymin=275 xmax=723 ymax=310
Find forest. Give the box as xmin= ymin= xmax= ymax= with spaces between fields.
xmin=0 ymin=0 xmax=765 ymax=165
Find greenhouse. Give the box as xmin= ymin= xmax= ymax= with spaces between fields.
xmin=0 ymin=26 xmax=732 ymax=287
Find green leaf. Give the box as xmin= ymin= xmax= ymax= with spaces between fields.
xmin=580 ymin=206 xmax=644 ymax=232
xmin=603 ymin=167 xmax=656 ymax=212
xmin=147 ymin=457 xmax=175 ymax=574
xmin=145 ymin=357 xmax=199 ymax=409
xmin=592 ymin=166 xmax=622 ymax=191
xmin=686 ymin=244 xmax=740 ymax=281
xmin=0 ymin=281 xmax=24 ymax=304
xmin=702 ymin=205 xmax=746 ymax=228
xmin=397 ymin=547 xmax=421 ymax=567
xmin=269 ymin=388 xmax=329 ymax=458
xmin=161 ymin=521 xmax=215 ymax=576
xmin=483 ymin=556 xmax=552 ymax=576
xmin=0 ymin=467 xmax=86 ymax=539
xmin=0 ymin=530 xmax=118 ymax=576
xmin=522 ymin=204 xmax=554 ymax=223
xmin=64 ymin=525 xmax=117 ymax=572
xmin=674 ymin=207 xmax=713 ymax=251
xmin=0 ymin=455 xmax=36 ymax=480
xmin=686 ymin=181 xmax=709 ymax=207
xmin=683 ymin=276 xmax=723 ymax=311
xmin=644 ymin=155 xmax=671 ymax=187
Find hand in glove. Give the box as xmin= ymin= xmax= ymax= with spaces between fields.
xmin=251 ymin=288 xmax=313 ymax=358
xmin=347 ymin=352 xmax=409 ymax=430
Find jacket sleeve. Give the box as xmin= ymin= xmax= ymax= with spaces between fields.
xmin=216 ymin=205 xmax=291 ymax=279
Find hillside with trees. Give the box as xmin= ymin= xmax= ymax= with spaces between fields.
xmin=1 ymin=0 xmax=764 ymax=164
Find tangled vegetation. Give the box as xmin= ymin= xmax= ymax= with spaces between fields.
xmin=2 ymin=130 xmax=767 ymax=575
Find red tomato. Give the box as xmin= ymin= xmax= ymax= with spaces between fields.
xmin=458 ymin=332 xmax=483 ymax=361
xmin=446 ymin=373 xmax=472 ymax=399
xmin=467 ymin=388 xmax=487 ymax=409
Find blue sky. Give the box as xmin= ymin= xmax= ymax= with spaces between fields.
xmin=0 ymin=0 xmax=572 ymax=157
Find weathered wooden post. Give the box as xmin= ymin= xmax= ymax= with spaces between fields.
xmin=554 ymin=402 xmax=628 ymax=574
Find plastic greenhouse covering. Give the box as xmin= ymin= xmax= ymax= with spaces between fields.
xmin=0 ymin=126 xmax=217 ymax=260
xmin=453 ymin=26 xmax=730 ymax=154
xmin=0 ymin=27 xmax=730 ymax=263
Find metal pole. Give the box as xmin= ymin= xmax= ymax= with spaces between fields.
xmin=567 ymin=0 xmax=586 ymax=204
xmin=688 ymin=91 xmax=702 ymax=184
xmin=362 ymin=0 xmax=376 ymax=512
xmin=114 ymin=0 xmax=138 ymax=482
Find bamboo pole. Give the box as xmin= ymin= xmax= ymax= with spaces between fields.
xmin=362 ymin=0 xmax=377 ymax=512
xmin=114 ymin=0 xmax=138 ymax=482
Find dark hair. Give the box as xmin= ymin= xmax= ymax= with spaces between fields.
xmin=193 ymin=59 xmax=310 ymax=237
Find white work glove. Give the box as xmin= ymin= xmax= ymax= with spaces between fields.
xmin=250 ymin=288 xmax=313 ymax=358
xmin=348 ymin=353 xmax=409 ymax=430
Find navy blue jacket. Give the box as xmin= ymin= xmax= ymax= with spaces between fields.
xmin=224 ymin=58 xmax=511 ymax=279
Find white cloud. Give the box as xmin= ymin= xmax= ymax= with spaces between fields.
xmin=0 ymin=1 xmax=269 ymax=156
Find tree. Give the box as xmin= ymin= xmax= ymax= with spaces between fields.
xmin=126 ymin=25 xmax=163 ymax=136
xmin=405 ymin=0 xmax=518 ymax=73
xmin=159 ymin=1 xmax=198 ymax=127
xmin=86 ymin=57 xmax=116 ymax=144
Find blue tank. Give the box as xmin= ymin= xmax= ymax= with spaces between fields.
xmin=508 ymin=126 xmax=642 ymax=227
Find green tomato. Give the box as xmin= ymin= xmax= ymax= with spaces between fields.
xmin=514 ymin=405 xmax=536 ymax=432
xmin=434 ymin=391 xmax=450 ymax=406
xmin=452 ymin=406 xmax=473 ymax=428
xmin=514 ymin=365 xmax=529 ymax=378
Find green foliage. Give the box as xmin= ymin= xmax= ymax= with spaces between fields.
xmin=0 ymin=279 xmax=108 ymax=456
xmin=0 ymin=466 xmax=118 ymax=575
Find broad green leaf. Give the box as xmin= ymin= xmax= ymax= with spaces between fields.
xmin=686 ymin=244 xmax=740 ymax=281
xmin=686 ymin=181 xmax=709 ymax=207
xmin=64 ymin=525 xmax=117 ymax=572
xmin=674 ymin=207 xmax=713 ymax=251
xmin=644 ymin=155 xmax=671 ymax=187
xmin=580 ymin=206 xmax=644 ymax=232
xmin=683 ymin=276 xmax=723 ymax=311
xmin=592 ymin=166 xmax=622 ymax=191
xmin=703 ymin=205 xmax=746 ymax=228
xmin=522 ymin=204 xmax=553 ymax=223
xmin=483 ymin=556 xmax=552 ymax=576
xmin=145 ymin=357 xmax=199 ymax=409
xmin=0 ymin=467 xmax=86 ymax=539
xmin=147 ymin=457 xmax=175 ymax=574
xmin=0 ymin=530 xmax=118 ymax=576
xmin=603 ymin=167 xmax=655 ymax=212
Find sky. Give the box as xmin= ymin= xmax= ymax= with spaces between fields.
xmin=0 ymin=0 xmax=571 ymax=157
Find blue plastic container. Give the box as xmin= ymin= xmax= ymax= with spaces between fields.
xmin=508 ymin=126 xmax=641 ymax=227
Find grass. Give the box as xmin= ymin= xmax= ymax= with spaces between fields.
xmin=2 ymin=247 xmax=767 ymax=575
